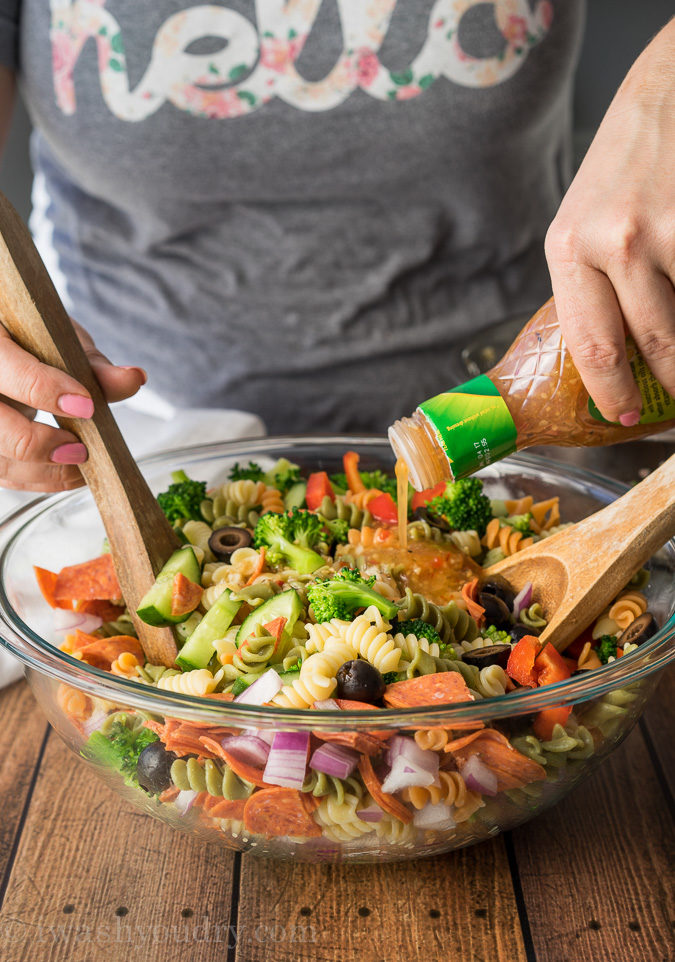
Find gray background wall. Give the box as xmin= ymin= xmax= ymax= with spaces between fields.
xmin=1 ymin=2 xmax=672 ymax=221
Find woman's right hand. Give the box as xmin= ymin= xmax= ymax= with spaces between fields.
xmin=0 ymin=319 xmax=146 ymax=492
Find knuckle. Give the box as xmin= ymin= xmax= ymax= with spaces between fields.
xmin=545 ymin=222 xmax=579 ymax=266
xmin=16 ymin=365 xmax=49 ymax=411
xmin=574 ymin=337 xmax=625 ymax=373
xmin=7 ymin=426 xmax=39 ymax=462
xmin=606 ymin=214 xmax=643 ymax=267
xmin=637 ymin=332 xmax=675 ymax=365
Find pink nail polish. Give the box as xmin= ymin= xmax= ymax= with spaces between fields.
xmin=50 ymin=443 xmax=88 ymax=465
xmin=120 ymin=366 xmax=148 ymax=385
xmin=619 ymin=409 xmax=641 ymax=427
xmin=58 ymin=394 xmax=94 ymax=418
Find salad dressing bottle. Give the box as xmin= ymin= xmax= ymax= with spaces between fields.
xmin=389 ymin=298 xmax=675 ymax=491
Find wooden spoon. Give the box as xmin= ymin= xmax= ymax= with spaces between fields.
xmin=0 ymin=192 xmax=179 ymax=666
xmin=484 ymin=453 xmax=675 ymax=651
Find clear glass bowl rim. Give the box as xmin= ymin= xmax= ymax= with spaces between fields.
xmin=0 ymin=435 xmax=672 ymax=732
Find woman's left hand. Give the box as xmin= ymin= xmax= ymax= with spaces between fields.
xmin=545 ymin=19 xmax=675 ymax=425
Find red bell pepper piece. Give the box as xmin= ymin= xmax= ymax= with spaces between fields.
xmin=534 ymin=643 xmax=572 ymax=687
xmin=506 ymin=635 xmax=542 ymax=688
xmin=410 ymin=482 xmax=446 ymax=513
xmin=532 ymin=706 xmax=573 ymax=741
xmin=367 ymin=492 xmax=399 ymax=525
xmin=305 ymin=471 xmax=334 ymax=510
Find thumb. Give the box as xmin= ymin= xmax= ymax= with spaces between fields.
xmin=72 ymin=320 xmax=147 ymax=403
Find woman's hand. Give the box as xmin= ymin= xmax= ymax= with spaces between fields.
xmin=545 ymin=20 xmax=675 ymax=425
xmin=0 ymin=319 xmax=146 ymax=492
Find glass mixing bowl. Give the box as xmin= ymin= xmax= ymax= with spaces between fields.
xmin=0 ymin=438 xmax=672 ymax=863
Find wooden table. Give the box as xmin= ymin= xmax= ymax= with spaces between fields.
xmin=0 ymin=440 xmax=673 ymax=962
xmin=0 ymin=672 xmax=672 ymax=962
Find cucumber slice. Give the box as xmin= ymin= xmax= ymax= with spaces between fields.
xmin=277 ymin=668 xmax=302 ymax=685
xmin=284 ymin=482 xmax=307 ymax=510
xmin=136 ymin=547 xmax=201 ymax=627
xmin=235 ymin=590 xmax=303 ymax=648
xmin=176 ymin=589 xmax=242 ymax=671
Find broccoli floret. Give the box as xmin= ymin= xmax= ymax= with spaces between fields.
xmin=228 ymin=461 xmax=266 ymax=482
xmin=157 ymin=470 xmax=207 ymax=524
xmin=503 ymin=513 xmax=534 ymax=535
xmin=264 ymin=458 xmax=302 ymax=493
xmin=307 ymin=568 xmax=398 ymax=623
xmin=597 ymin=634 xmax=618 ymax=664
xmin=253 ymin=513 xmax=325 ymax=575
xmin=85 ymin=717 xmax=158 ymax=786
xmin=428 ymin=477 xmax=492 ymax=537
xmin=287 ymin=507 xmax=327 ymax=550
xmin=322 ymin=517 xmax=350 ymax=545
xmin=382 ymin=671 xmax=402 ymax=686
xmin=329 ymin=469 xmax=398 ymax=499
xmin=396 ymin=619 xmax=441 ymax=645
xmin=482 ymin=624 xmax=512 ymax=644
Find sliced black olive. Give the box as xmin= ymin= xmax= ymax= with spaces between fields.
xmin=478 ymin=592 xmax=512 ymax=630
xmin=137 ymin=741 xmax=177 ymax=795
xmin=462 ymin=644 xmax=512 ymax=670
xmin=412 ymin=506 xmax=450 ymax=532
xmin=508 ymin=623 xmax=541 ymax=642
xmin=617 ymin=612 xmax=658 ymax=648
xmin=480 ymin=580 xmax=516 ymax=611
xmin=335 ymin=660 xmax=385 ymax=704
xmin=208 ymin=526 xmax=253 ymax=561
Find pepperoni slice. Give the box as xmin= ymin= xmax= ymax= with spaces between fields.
xmin=54 ymin=554 xmax=121 ymax=602
xmin=444 ymin=728 xmax=546 ymax=791
xmin=201 ymin=796 xmax=247 ymax=820
xmin=313 ymin=731 xmax=383 ymax=755
xmin=243 ymin=787 xmax=322 ymax=838
xmin=170 ymin=573 xmax=204 ymax=617
xmin=357 ymin=755 xmax=413 ymax=824
xmin=199 ymin=737 xmax=272 ymax=788
xmin=383 ymin=672 xmax=475 ymax=709
xmin=34 ymin=566 xmax=71 ymax=609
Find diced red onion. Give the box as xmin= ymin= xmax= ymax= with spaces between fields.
xmin=381 ymin=737 xmax=440 ymax=794
xmin=221 ymin=734 xmax=270 ymax=768
xmin=53 ymin=608 xmax=103 ymax=636
xmin=312 ymin=699 xmax=340 ymax=710
xmin=357 ymin=804 xmax=384 ymax=823
xmin=263 ymin=731 xmax=310 ymax=789
xmin=80 ymin=708 xmax=110 ymax=738
xmin=512 ymin=582 xmax=533 ymax=619
xmin=234 ymin=668 xmax=282 ymax=705
xmin=174 ymin=789 xmax=198 ymax=816
xmin=461 ymin=754 xmax=499 ymax=797
xmin=309 ymin=743 xmax=359 ymax=780
xmin=413 ymin=803 xmax=456 ymax=830
xmin=243 ymin=727 xmax=276 ymax=746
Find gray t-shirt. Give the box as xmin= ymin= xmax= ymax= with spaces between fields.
xmin=3 ymin=1 xmax=583 ymax=432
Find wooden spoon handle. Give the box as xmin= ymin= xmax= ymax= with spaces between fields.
xmin=0 ymin=191 xmax=178 ymax=666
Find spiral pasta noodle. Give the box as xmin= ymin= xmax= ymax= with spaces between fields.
xmin=402 ymin=771 xmax=482 ymax=823
xmin=406 ymin=519 xmax=449 ymax=544
xmin=317 ymin=494 xmax=371 ymax=529
xmin=414 ymin=728 xmax=451 ymax=752
xmin=135 ymin=663 xmax=181 ymax=686
xmin=260 ymin=485 xmax=285 ymax=515
xmin=217 ymin=479 xmax=266 ymax=507
xmin=343 ymin=488 xmax=382 ymax=510
xmin=577 ymin=642 xmax=602 ymax=672
xmin=519 ymin=603 xmax=547 ymax=629
xmin=607 ymin=590 xmax=647 ymax=630
xmin=314 ymin=782 xmax=374 ymax=842
xmin=171 ymin=757 xmax=256 ymax=800
xmin=396 ymin=590 xmax=476 ymax=645
xmin=482 ymin=518 xmax=533 ymax=556
xmin=375 ymin=816 xmax=416 ymax=846
xmin=272 ymin=639 xmax=353 ymax=708
xmin=339 ymin=608 xmax=402 ymax=674
xmin=477 ymin=664 xmax=509 ymax=698
xmin=393 ymin=631 xmax=443 ymax=662
xmin=346 ymin=525 xmax=393 ymax=548
xmin=157 ymin=667 xmax=224 ymax=696
xmin=110 ymin=651 xmax=141 ymax=677
xmin=305 ymin=619 xmax=351 ymax=652
xmin=447 ymin=529 xmax=482 ymax=557
xmin=182 ymin=520 xmax=215 ymax=564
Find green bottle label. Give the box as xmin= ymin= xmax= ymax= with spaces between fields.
xmin=588 ymin=345 xmax=675 ymax=424
xmin=418 ymin=375 xmax=517 ymax=479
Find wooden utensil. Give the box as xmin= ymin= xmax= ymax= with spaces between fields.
xmin=0 ymin=192 xmax=179 ymax=666
xmin=484 ymin=453 xmax=675 ymax=651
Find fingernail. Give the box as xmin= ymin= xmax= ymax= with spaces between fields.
xmin=58 ymin=394 xmax=94 ymax=418
xmin=121 ymin=366 xmax=148 ymax=385
xmin=619 ymin=409 xmax=641 ymax=427
xmin=50 ymin=442 xmax=88 ymax=465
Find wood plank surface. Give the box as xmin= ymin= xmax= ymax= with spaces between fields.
xmin=512 ymin=724 xmax=674 ymax=962
xmin=0 ymin=730 xmax=236 ymax=962
xmin=235 ymin=839 xmax=528 ymax=962
xmin=0 ymin=681 xmax=49 ymax=886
